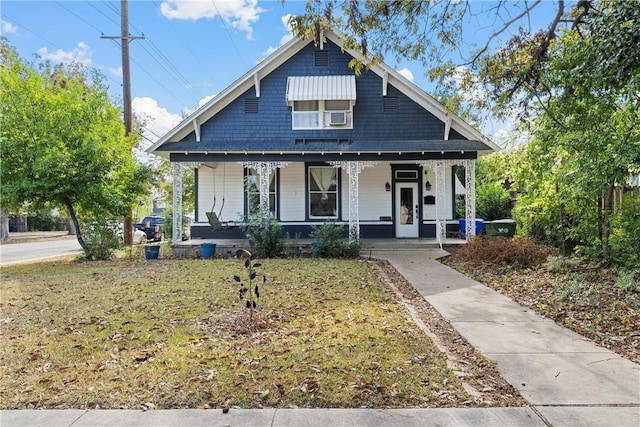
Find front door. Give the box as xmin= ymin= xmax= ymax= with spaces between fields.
xmin=395 ymin=182 xmax=419 ymax=238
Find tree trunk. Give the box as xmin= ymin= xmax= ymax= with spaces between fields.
xmin=0 ymin=210 xmax=9 ymax=241
xmin=556 ymin=183 xmax=566 ymax=256
xmin=601 ymin=182 xmax=615 ymax=259
xmin=66 ymin=218 xmax=77 ymax=235
xmin=558 ymin=202 xmax=566 ymax=256
xmin=63 ymin=198 xmax=87 ymax=252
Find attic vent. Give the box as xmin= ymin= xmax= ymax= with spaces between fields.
xmin=383 ymin=96 xmax=398 ymax=113
xmin=315 ymin=50 xmax=329 ymax=66
xmin=245 ymin=98 xmax=259 ymax=114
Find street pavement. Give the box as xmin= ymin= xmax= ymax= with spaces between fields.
xmin=0 ymin=236 xmax=81 ymax=265
xmin=1 ymin=247 xmax=638 ymax=426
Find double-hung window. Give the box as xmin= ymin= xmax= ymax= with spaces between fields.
xmin=308 ymin=165 xmax=339 ymax=219
xmin=287 ymin=76 xmax=356 ymax=130
xmin=245 ymin=168 xmax=278 ymax=217
xmin=292 ymin=100 xmax=320 ymax=129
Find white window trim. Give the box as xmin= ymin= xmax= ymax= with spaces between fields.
xmin=292 ymin=100 xmax=353 ymax=130
xmin=308 ymin=165 xmax=340 ymax=219
xmin=245 ymin=168 xmax=278 ymax=217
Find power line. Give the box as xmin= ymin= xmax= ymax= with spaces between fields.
xmin=210 ymin=0 xmax=245 ymax=64
xmin=129 ymin=54 xmax=193 ymax=108
xmin=98 ymin=1 xmax=204 ymax=104
xmin=85 ymin=0 xmax=120 ymax=28
xmin=1 ymin=14 xmax=60 ymax=51
xmin=54 ymin=1 xmax=103 ymax=34
xmin=151 ymin=0 xmax=209 ymax=71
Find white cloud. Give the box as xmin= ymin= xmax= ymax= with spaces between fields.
xmin=160 ymin=0 xmax=265 ymax=40
xmin=108 ymin=66 xmax=123 ymax=79
xmin=446 ymin=65 xmax=488 ymax=103
xmin=198 ymin=94 xmax=216 ymax=108
xmin=260 ymin=14 xmax=295 ymax=57
xmin=1 ymin=20 xmax=18 ymax=34
xmin=37 ymin=42 xmax=92 ymax=66
xmin=397 ymin=68 xmax=414 ymax=83
xmin=133 ymin=97 xmax=182 ymax=144
xmin=183 ymin=93 xmax=218 ymax=116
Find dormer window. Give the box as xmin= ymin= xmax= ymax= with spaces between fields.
xmin=286 ymin=76 xmax=356 ymax=130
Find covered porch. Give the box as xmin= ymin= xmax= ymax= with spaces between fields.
xmin=171 ymin=236 xmax=468 ymax=259
xmin=170 ymin=157 xmax=478 ymax=248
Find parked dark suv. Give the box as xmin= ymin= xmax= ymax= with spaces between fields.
xmin=135 ymin=216 xmax=164 ymax=242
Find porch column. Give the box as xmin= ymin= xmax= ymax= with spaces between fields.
xmin=329 ymin=161 xmax=377 ymax=243
xmin=240 ymin=161 xmax=289 ymax=223
xmin=434 ymin=160 xmax=447 ymax=246
xmin=463 ymin=159 xmax=476 ymax=240
xmin=172 ymin=162 xmax=183 ymax=245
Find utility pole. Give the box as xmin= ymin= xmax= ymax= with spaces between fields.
xmin=102 ymin=0 xmax=144 ymax=245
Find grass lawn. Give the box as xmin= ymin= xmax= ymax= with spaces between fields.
xmin=0 ymin=257 xmax=521 ymax=410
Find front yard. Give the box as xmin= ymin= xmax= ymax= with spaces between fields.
xmin=0 ymin=258 xmax=523 ymax=409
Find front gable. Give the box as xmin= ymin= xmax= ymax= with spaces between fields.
xmin=149 ymin=30 xmax=498 ymax=159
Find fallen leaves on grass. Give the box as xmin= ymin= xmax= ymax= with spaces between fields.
xmin=1 ymin=258 xmax=526 ymax=410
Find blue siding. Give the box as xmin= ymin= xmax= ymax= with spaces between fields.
xmin=174 ymin=40 xmax=449 ymax=151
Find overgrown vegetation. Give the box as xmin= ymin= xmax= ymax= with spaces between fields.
xmin=0 ymin=258 xmax=521 ymax=409
xmin=311 ymin=222 xmax=361 ymax=258
xmin=449 ymin=237 xmax=553 ymax=268
xmin=444 ymin=238 xmax=639 ymax=364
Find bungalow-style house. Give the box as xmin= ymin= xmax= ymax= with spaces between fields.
xmin=147 ymin=28 xmax=500 ymax=244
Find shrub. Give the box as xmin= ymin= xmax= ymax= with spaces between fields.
xmin=244 ymin=216 xmax=283 ymax=258
xmin=609 ymin=196 xmax=640 ymax=268
xmin=311 ymin=222 xmax=361 ymax=258
xmin=450 ymin=236 xmax=552 ymax=268
xmin=476 ymin=183 xmax=512 ymax=221
xmin=81 ymin=220 xmax=121 ymax=260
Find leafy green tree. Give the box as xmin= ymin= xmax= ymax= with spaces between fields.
xmin=511 ymin=2 xmax=640 ymax=261
xmin=0 ymin=41 xmax=150 ymax=255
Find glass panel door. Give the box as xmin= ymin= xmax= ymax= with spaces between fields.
xmin=395 ymin=183 xmax=419 ymax=238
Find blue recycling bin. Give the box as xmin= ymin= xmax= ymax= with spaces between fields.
xmin=145 ymin=245 xmax=160 ymax=259
xmin=200 ymin=243 xmax=216 ymax=259
xmin=458 ymin=219 xmax=485 ymax=239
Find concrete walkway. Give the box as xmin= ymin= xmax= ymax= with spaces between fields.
xmin=1 ymin=249 xmax=638 ymax=426
xmin=375 ymin=249 xmax=640 ymax=426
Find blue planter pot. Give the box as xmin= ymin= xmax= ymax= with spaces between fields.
xmin=201 ymin=243 xmax=216 ymax=259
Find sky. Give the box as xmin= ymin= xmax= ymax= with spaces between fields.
xmin=1 ymin=1 xmax=559 ymax=153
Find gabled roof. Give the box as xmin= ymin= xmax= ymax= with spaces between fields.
xmin=147 ymin=28 xmax=500 ymax=155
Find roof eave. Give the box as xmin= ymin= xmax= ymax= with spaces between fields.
xmin=146 ymin=35 xmax=313 ymax=154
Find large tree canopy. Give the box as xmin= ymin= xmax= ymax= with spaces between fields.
xmin=290 ymin=0 xmax=639 ymax=120
xmin=512 ymin=2 xmax=639 ymax=261
xmin=0 ymin=41 xmax=149 ymax=252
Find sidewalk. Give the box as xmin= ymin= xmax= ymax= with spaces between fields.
xmin=375 ymin=249 xmax=640 ymax=427
xmin=1 ymin=249 xmax=638 ymax=426
xmin=1 ymin=231 xmax=73 ymax=244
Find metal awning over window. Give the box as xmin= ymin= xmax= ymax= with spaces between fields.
xmin=286 ymin=76 xmax=356 ymax=104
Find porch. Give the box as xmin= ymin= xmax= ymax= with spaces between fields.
xmin=171 ymin=236 xmax=467 ymax=258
